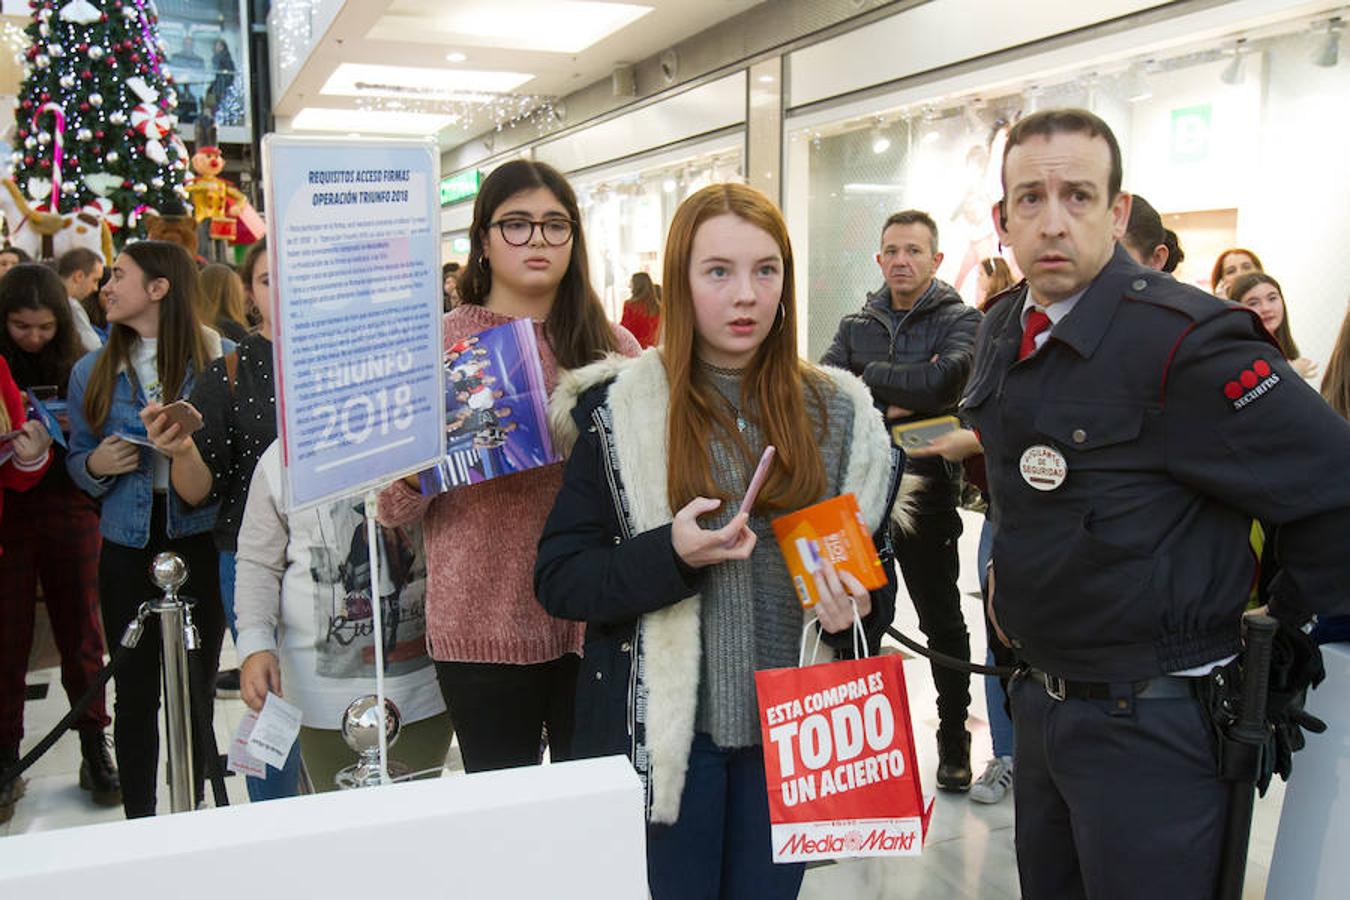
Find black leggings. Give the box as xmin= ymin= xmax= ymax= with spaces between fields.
xmin=98 ymin=498 xmax=224 ymax=818
xmin=434 ymin=655 xmax=579 ymax=773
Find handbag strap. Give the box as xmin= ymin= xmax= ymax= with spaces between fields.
xmin=224 ymin=351 xmax=239 ymax=396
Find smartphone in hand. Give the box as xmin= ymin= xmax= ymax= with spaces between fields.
xmin=159 ymin=400 xmax=204 ymax=436
xmin=890 ymin=415 xmax=961 ymax=452
xmin=738 ymin=446 xmax=776 ymax=517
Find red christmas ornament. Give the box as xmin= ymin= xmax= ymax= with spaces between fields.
xmin=130 ymin=53 xmax=140 ymax=63
xmin=39 ymin=159 xmax=50 ymax=169
xmin=23 ymin=155 xmax=33 ymax=166
xmin=78 ymin=102 xmax=90 ymax=111
xmin=39 ymin=92 xmax=49 ymax=102
xmin=77 ymin=43 xmax=88 ymax=52
xmin=20 ymin=99 xmax=32 ymax=110
xmin=122 ymin=180 xmax=132 ymax=188
xmin=81 ymin=70 xmax=92 ymax=80
xmin=99 ymin=13 xmax=107 ymax=22
xmin=94 ymin=130 xmax=105 ymax=139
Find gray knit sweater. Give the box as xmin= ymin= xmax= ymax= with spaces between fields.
xmin=694 ymin=367 xmax=858 ymax=748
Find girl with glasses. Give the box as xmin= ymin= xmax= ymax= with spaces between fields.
xmin=378 ymin=160 xmax=640 ymax=773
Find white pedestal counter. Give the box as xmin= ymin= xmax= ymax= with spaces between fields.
xmin=0 ymin=754 xmax=647 ymax=899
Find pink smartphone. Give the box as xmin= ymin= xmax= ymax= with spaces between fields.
xmin=738 ymin=446 xmax=776 ymax=517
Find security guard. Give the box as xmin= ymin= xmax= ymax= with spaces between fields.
xmin=954 ymin=109 xmax=1350 ymax=899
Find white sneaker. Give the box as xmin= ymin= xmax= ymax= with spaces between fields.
xmin=969 ymin=756 xmax=1013 ymax=804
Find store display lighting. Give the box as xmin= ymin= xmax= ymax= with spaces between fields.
xmin=292 ymin=107 xmax=457 ymax=135
xmin=446 ymin=51 xmax=468 ymax=63
xmin=662 ymin=178 xmax=677 ymax=193
xmin=1220 ymin=38 xmax=1247 ymax=85
xmin=322 ymin=63 xmax=533 ymax=100
xmin=871 ymin=132 xmax=891 ymax=154
xmin=435 ymin=1 xmax=652 ymax=54
xmin=1314 ymin=17 xmax=1343 ymax=67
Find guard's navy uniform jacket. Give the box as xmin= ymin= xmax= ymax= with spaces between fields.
xmin=963 ymin=246 xmax=1350 ymax=684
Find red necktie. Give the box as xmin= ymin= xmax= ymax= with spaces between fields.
xmin=1018 ymin=308 xmax=1052 ymax=361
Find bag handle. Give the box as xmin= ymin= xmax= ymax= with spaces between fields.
xmin=799 ymin=600 xmax=867 ymax=667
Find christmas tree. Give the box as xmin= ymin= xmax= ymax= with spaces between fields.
xmin=9 ymin=0 xmax=190 ymax=238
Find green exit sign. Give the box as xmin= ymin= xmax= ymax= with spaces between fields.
xmin=440 ymin=170 xmax=481 ymax=206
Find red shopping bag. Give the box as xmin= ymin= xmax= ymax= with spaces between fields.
xmin=756 ymin=629 xmax=931 ymax=863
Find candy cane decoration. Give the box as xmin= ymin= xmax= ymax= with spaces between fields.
xmin=32 ymin=102 xmax=66 ymax=214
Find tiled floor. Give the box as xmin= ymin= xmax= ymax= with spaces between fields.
xmin=4 ymin=511 xmax=1283 ymax=898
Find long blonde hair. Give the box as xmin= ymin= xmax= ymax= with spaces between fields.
xmin=662 ymin=183 xmax=827 ymax=514
xmin=197 ymin=263 xmax=248 ymax=330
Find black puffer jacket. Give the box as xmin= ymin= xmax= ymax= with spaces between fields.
xmin=821 ymin=278 xmax=981 ymax=515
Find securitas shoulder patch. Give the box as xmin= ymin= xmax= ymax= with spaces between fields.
xmin=1223 ymin=358 xmax=1281 ymax=411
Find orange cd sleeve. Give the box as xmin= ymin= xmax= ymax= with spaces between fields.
xmin=771 ymin=493 xmax=886 ymax=608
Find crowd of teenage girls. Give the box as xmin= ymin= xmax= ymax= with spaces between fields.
xmin=3 ymin=156 xmax=1348 ymax=900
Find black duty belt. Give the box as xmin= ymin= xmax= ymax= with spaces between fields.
xmin=1028 ymin=669 xmax=1200 ymax=702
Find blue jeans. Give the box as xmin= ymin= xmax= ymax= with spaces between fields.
xmin=219 ymin=550 xmax=238 ymax=640
xmin=220 ymin=550 xmax=302 ymax=802
xmin=978 ymin=521 xmax=1014 ymax=759
xmin=647 ymin=732 xmax=805 ymax=900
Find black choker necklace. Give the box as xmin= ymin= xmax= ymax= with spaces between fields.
xmin=697 ymin=359 xmax=746 ymax=378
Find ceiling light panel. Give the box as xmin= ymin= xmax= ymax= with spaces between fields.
xmin=321 ymin=63 xmax=534 ymax=101
xmin=374 ymin=1 xmax=653 ymax=54
xmin=292 ymin=107 xmax=459 ymax=135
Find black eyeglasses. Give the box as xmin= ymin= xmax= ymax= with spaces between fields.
xmin=489 ymin=217 xmax=576 ymax=247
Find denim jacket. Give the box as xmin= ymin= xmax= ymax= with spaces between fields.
xmin=66 ymin=332 xmax=230 ymax=548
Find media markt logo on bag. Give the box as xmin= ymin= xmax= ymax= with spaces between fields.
xmin=773 ymin=820 xmax=922 ymax=861
xmin=1223 ymin=358 xmax=1281 ymax=411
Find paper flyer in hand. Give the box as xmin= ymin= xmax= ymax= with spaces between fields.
xmin=0 ymin=427 xmax=22 ymax=466
xmin=771 ymin=493 xmax=887 ymax=608
xmin=26 ymin=393 xmax=68 ymax=449
xmin=418 ymin=319 xmax=558 ymax=494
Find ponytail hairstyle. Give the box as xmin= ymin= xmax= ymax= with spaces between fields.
xmin=83 ymin=241 xmax=212 ymax=432
xmin=459 ymin=160 xmax=617 ymax=369
xmin=662 ymin=182 xmax=827 ymax=515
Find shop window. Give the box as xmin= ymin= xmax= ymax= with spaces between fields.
xmin=787 ymin=15 xmax=1350 ymax=368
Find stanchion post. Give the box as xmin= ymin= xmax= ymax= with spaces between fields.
xmin=364 ymin=490 xmax=391 ymax=785
xmin=150 ymin=553 xmax=195 ymax=813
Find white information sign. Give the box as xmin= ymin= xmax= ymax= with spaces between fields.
xmin=262 ymin=135 xmax=444 ymax=511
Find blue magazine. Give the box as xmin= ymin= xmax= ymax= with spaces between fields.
xmin=418 ymin=319 xmax=559 ymax=494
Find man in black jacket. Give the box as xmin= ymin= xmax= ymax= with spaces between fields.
xmin=821 ymin=210 xmax=982 ymax=790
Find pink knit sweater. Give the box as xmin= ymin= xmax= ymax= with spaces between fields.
xmin=378 ymin=304 xmax=640 ymax=664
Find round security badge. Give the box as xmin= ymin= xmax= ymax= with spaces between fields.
xmin=1019 ymin=444 xmax=1067 ymax=491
